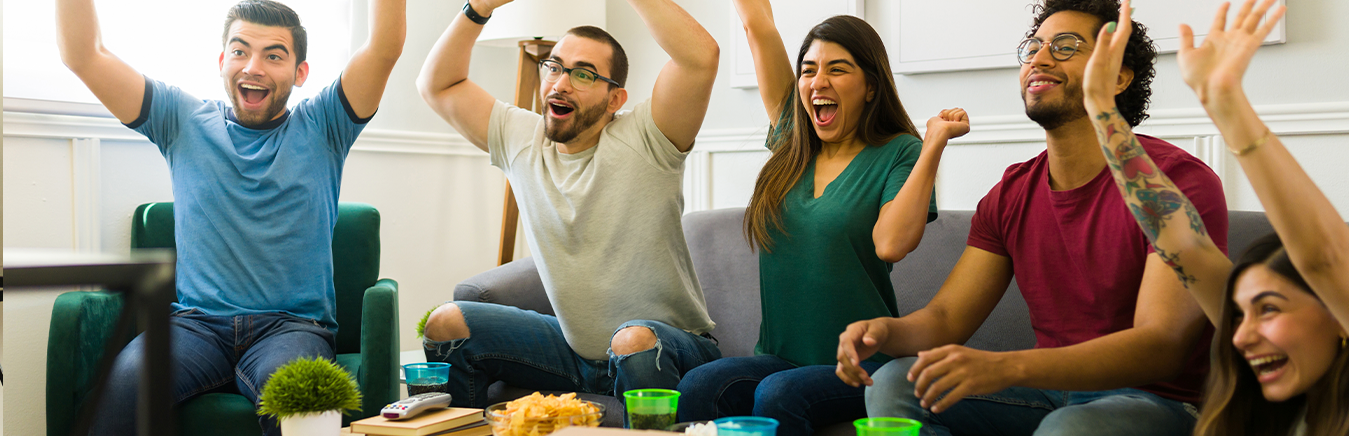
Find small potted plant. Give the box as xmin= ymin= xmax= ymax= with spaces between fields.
xmin=258 ymin=356 xmax=363 ymax=436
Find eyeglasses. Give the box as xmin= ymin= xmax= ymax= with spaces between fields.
xmin=1017 ymin=34 xmax=1089 ymax=64
xmin=539 ymin=59 xmax=622 ymax=90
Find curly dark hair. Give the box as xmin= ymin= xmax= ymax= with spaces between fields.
xmin=1029 ymin=0 xmax=1156 ymax=127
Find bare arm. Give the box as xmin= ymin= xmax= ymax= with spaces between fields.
xmin=997 ymin=255 xmax=1207 ymax=390
xmin=629 ymin=0 xmax=719 ymax=152
xmin=1180 ymin=0 xmax=1349 ymax=330
xmin=1082 ymin=0 xmax=1232 ymax=325
xmin=873 ymin=109 xmax=969 ymax=263
xmin=836 ymin=246 xmax=1013 ymax=386
xmin=417 ymin=0 xmax=510 ymax=151
xmin=908 ymin=255 xmax=1209 ymax=413
xmin=56 ymin=0 xmax=146 ymax=123
xmin=341 ymin=0 xmax=406 ymax=119
xmin=731 ymin=0 xmax=795 ymax=123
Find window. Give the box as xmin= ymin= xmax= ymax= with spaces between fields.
xmin=3 ymin=0 xmax=351 ymax=112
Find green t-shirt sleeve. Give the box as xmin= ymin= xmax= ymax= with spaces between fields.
xmin=880 ymin=134 xmax=938 ymax=223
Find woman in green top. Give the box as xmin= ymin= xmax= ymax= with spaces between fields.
xmin=675 ymin=0 xmax=969 ymax=433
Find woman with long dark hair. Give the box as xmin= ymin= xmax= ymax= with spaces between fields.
xmin=675 ymin=0 xmax=968 ymax=433
xmin=1083 ymin=1 xmax=1349 ymax=434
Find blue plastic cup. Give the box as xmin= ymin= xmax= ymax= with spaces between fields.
xmin=714 ymin=417 xmax=780 ymax=436
xmin=403 ymin=362 xmax=450 ymax=396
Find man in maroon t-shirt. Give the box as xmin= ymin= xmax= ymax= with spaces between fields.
xmin=835 ymin=1 xmax=1224 ymax=434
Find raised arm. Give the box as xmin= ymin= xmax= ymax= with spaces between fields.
xmin=873 ymin=109 xmax=969 ymax=263
xmin=341 ymin=0 xmax=407 ymax=119
xmin=1082 ymin=0 xmax=1231 ymax=325
xmin=56 ymin=0 xmax=147 ymax=123
xmin=417 ymin=0 xmax=511 ymax=151
xmin=1179 ymin=0 xmax=1349 ymax=330
xmin=731 ymin=0 xmax=796 ymax=123
xmin=628 ymin=0 xmax=720 ymax=152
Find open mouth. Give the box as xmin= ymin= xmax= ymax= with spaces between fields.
xmin=238 ymin=83 xmax=270 ymax=107
xmin=548 ymin=100 xmax=575 ymax=118
xmin=1249 ymin=354 xmax=1289 ymax=379
xmin=813 ymin=97 xmax=838 ymax=126
xmin=1026 ymin=78 xmax=1062 ymax=94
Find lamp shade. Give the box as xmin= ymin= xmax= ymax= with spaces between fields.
xmin=476 ymin=0 xmax=606 ymax=47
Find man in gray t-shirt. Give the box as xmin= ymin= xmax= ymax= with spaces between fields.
xmin=415 ymin=0 xmax=721 ymax=406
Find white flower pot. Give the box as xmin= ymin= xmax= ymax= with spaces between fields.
xmin=280 ymin=410 xmax=342 ymax=436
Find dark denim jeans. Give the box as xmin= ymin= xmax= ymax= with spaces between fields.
xmin=89 ymin=310 xmax=335 ymax=436
xmin=676 ymin=354 xmax=884 ymax=436
xmin=422 ymin=301 xmax=722 ymax=408
xmin=866 ymin=357 xmax=1199 ymax=436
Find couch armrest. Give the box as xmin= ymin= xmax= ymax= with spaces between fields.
xmin=359 ymin=279 xmax=400 ymax=418
xmin=47 ymin=290 xmax=131 ymax=436
xmin=453 ymin=257 xmax=553 ymax=316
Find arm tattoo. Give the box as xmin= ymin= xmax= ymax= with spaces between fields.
xmin=1157 ymin=247 xmax=1199 ymax=289
xmin=1093 ymin=108 xmax=1215 ymax=287
xmin=1129 ymin=189 xmax=1185 ymax=242
xmin=1184 ymin=201 xmax=1209 ymax=237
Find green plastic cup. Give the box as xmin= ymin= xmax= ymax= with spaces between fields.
xmin=623 ymin=388 xmax=680 ymax=430
xmin=854 ymin=417 xmax=922 ymax=436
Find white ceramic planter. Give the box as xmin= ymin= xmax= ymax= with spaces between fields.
xmin=280 ymin=410 xmax=342 ymax=436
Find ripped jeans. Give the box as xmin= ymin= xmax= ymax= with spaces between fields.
xmin=423 ymin=301 xmax=721 ymax=408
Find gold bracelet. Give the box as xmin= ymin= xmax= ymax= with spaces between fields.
xmin=1229 ymin=129 xmax=1272 ymax=156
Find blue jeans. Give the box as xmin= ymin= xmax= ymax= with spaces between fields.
xmin=677 ymin=355 xmax=883 ymax=436
xmin=89 ymin=310 xmax=336 ymax=436
xmin=423 ymin=301 xmax=722 ymax=407
xmin=865 ymin=357 xmax=1199 ymax=436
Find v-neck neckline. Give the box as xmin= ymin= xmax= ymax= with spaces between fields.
xmin=808 ymin=145 xmax=869 ymax=200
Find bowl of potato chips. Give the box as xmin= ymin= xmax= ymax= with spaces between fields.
xmin=484 ymin=392 xmax=605 ymax=436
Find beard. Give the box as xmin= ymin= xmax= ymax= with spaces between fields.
xmin=228 ymin=79 xmax=293 ymax=127
xmin=544 ymin=95 xmax=608 ymax=144
xmin=1023 ymin=84 xmax=1087 ymax=131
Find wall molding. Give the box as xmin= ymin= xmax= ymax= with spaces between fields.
xmin=10 ymin=100 xmax=1348 ymax=216
xmin=951 ymin=101 xmax=1349 ymax=145
xmin=11 ymin=100 xmax=1347 ymax=155
xmin=1 ymin=110 xmax=486 ymax=157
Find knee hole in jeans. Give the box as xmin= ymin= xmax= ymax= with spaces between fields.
xmin=610 ymin=326 xmax=657 ymax=356
xmin=424 ymin=303 xmax=471 ymax=342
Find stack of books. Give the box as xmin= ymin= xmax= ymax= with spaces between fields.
xmin=345 ymin=407 xmax=488 ymax=436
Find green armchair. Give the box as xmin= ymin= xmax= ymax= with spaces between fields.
xmin=46 ymin=202 xmax=400 ymax=436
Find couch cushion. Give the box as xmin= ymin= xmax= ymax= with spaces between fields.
xmin=683 ymin=209 xmax=1040 ymax=355
xmin=682 ymin=208 xmax=763 ymax=358
xmin=890 ymin=211 xmax=1035 ymax=352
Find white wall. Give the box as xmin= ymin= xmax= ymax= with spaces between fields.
xmin=609 ymin=0 xmax=1349 ymax=214
xmin=4 ymin=0 xmax=1349 ymax=435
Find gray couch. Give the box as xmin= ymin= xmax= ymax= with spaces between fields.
xmin=454 ymin=208 xmax=1274 ymax=432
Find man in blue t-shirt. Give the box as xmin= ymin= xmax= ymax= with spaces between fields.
xmin=56 ymin=0 xmax=405 ymax=434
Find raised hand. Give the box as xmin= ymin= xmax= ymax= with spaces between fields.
xmin=835 ymin=318 xmax=892 ymax=387
xmin=1177 ymin=0 xmax=1285 ymax=105
xmin=923 ymin=108 xmax=970 ymax=148
xmin=1082 ymin=0 xmax=1133 ymax=109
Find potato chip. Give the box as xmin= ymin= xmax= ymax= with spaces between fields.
xmin=486 ymin=392 xmax=604 ymax=436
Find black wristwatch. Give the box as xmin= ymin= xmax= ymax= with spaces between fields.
xmin=462 ymin=1 xmax=491 ymax=25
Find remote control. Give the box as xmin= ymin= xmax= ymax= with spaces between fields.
xmin=381 ymin=392 xmax=453 ymax=420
